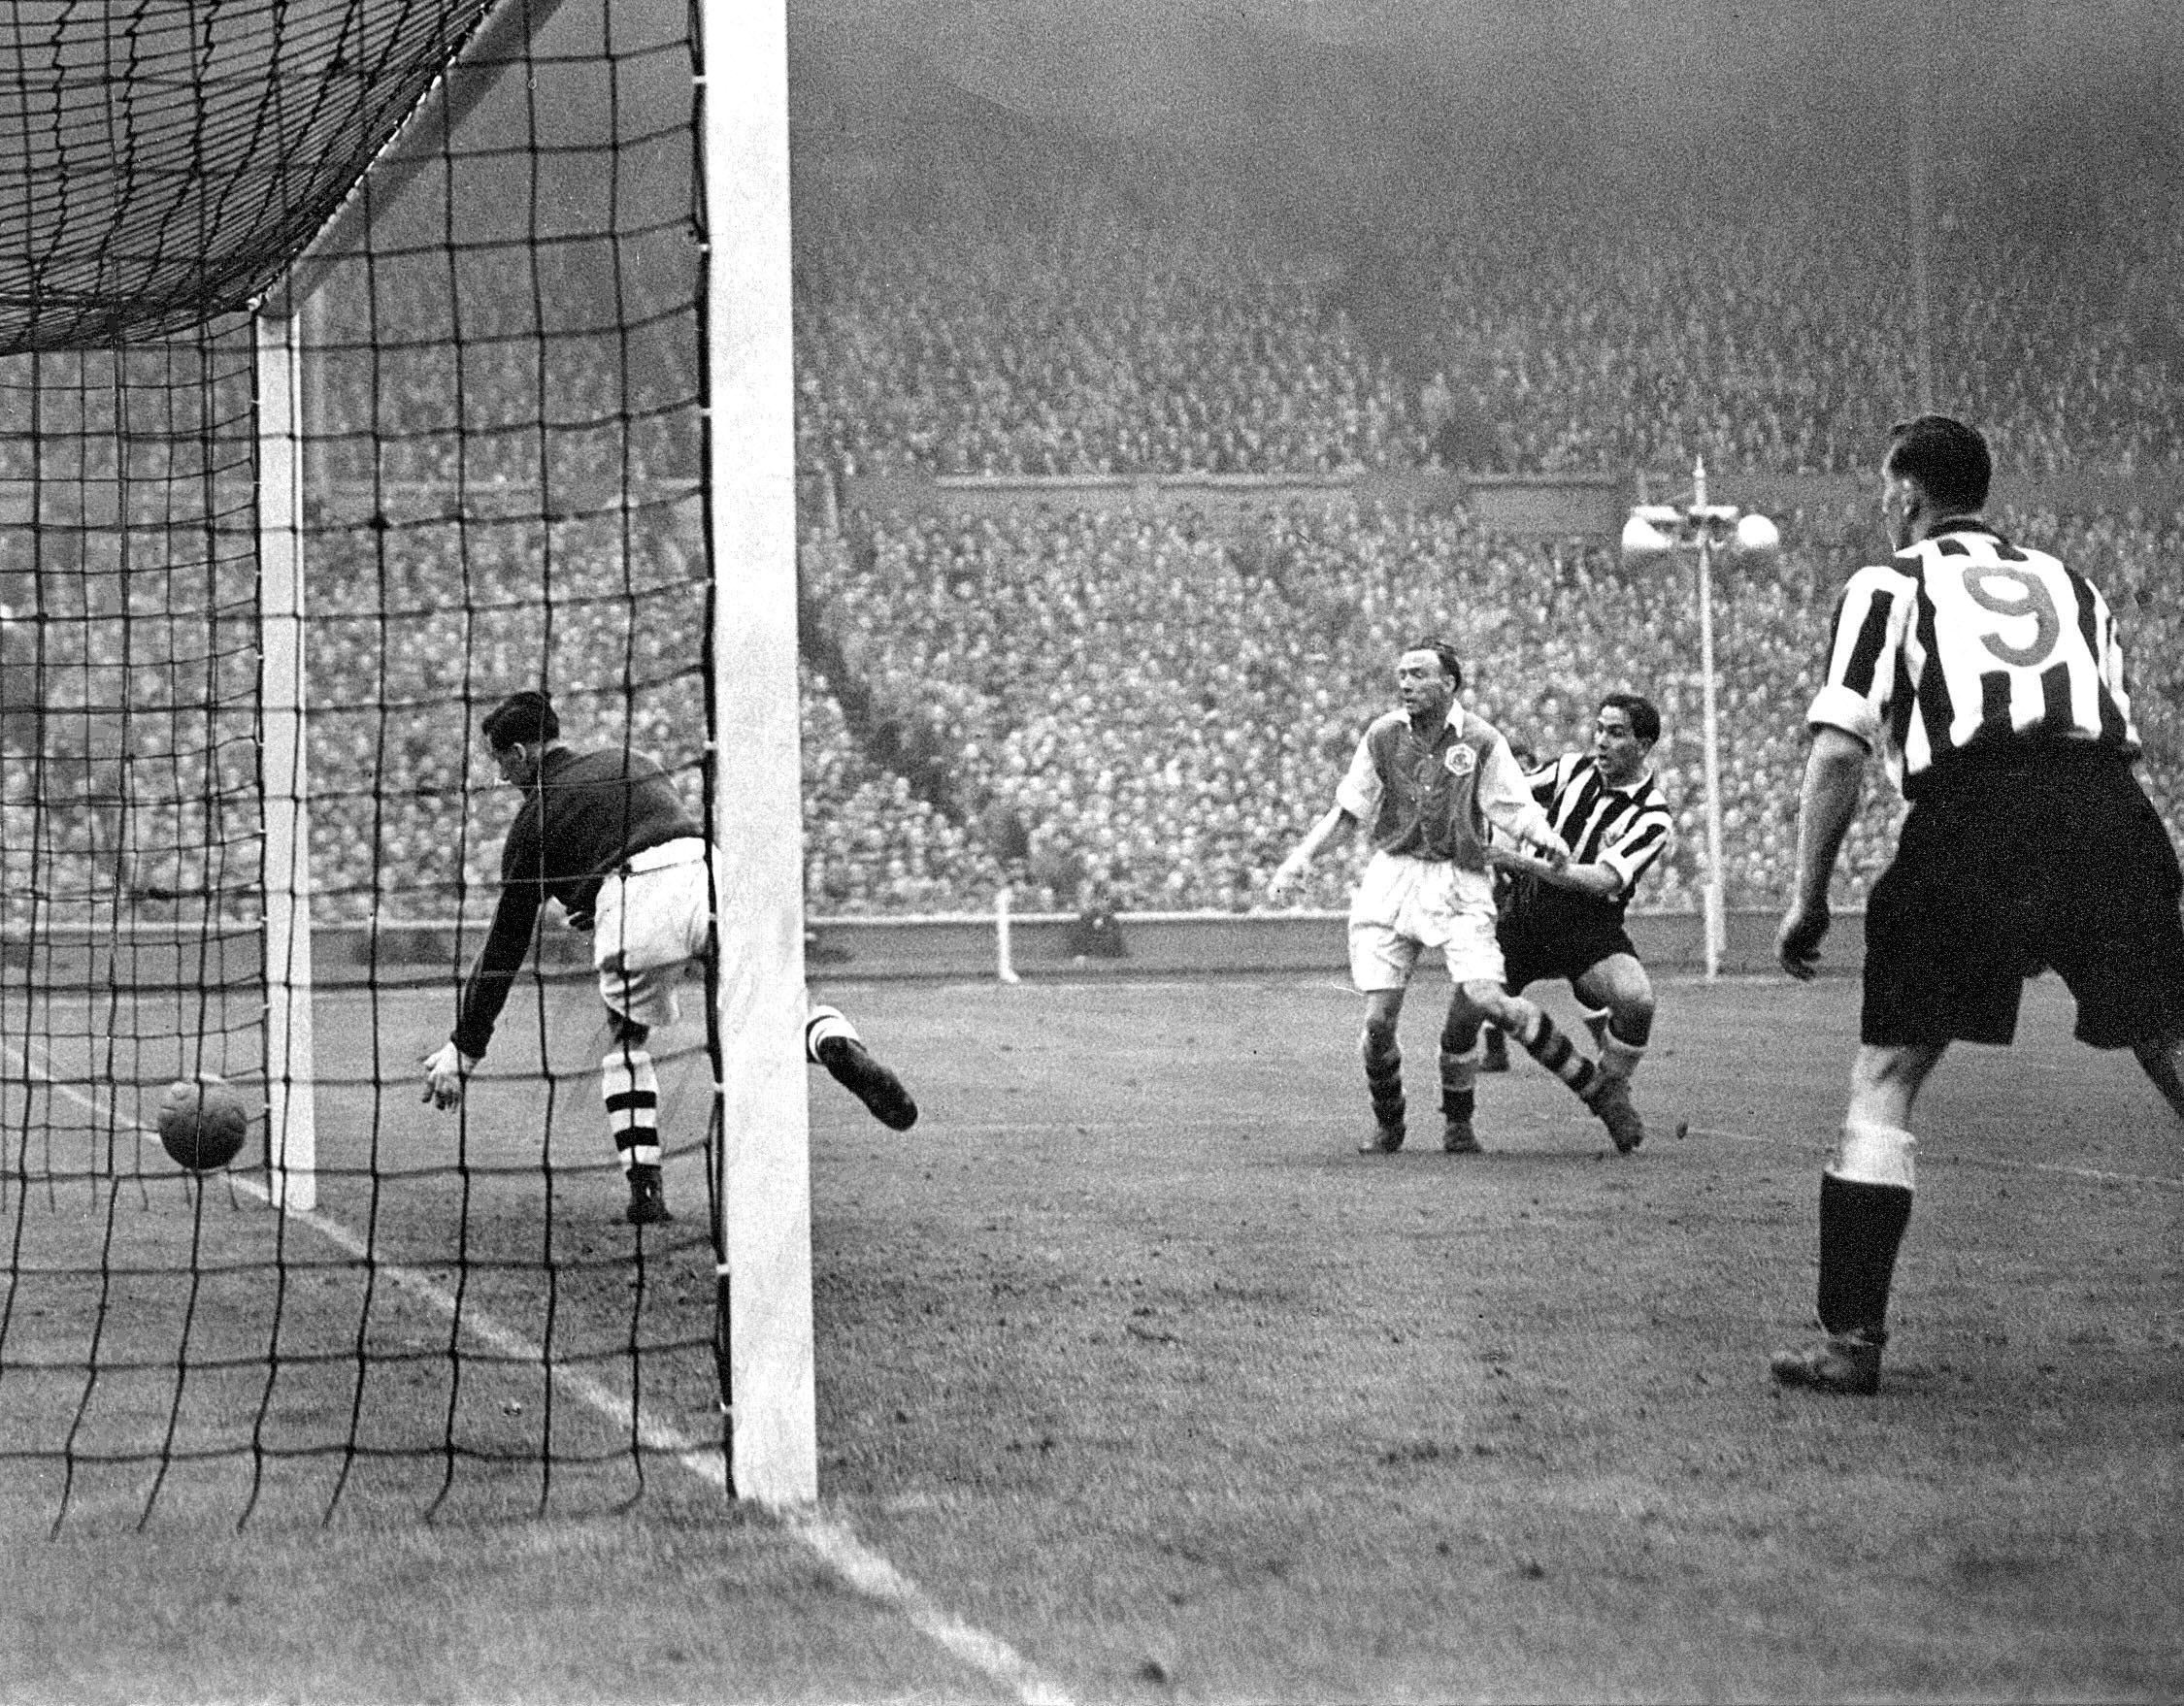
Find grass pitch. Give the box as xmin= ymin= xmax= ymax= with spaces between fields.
xmin=2 ymin=968 xmax=2179 ymax=1703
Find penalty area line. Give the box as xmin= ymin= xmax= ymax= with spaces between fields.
xmin=15 ymin=1046 xmax=1075 ymax=1706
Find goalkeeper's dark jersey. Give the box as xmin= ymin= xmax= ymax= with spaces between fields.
xmin=1807 ymin=518 xmax=2140 ymax=801
xmin=1504 ymin=753 xmax=1672 ymax=930
xmin=454 ymin=745 xmax=701 ymax=1058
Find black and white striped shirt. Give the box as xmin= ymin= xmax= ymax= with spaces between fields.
xmin=1519 ymin=753 xmax=1674 ymax=921
xmin=1808 ymin=518 xmax=2139 ymax=799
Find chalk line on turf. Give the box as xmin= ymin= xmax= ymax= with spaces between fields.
xmin=920 ymin=1105 xmax=2183 ymax=1190
xmin=14 ymin=1043 xmax=1075 ymax=1706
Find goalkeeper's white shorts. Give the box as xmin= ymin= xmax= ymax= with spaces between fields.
xmin=592 ymin=837 xmax=712 ymax=1031
xmin=1347 ymin=850 xmax=1504 ymax=993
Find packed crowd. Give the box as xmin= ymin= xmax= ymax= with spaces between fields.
xmin=10 ymin=176 xmax=2184 ymax=931
xmin=797 ymin=495 xmax=2184 ymax=917
xmin=9 ymin=483 xmax=2178 ymax=929
xmin=795 ymin=211 xmax=1422 ymax=479
xmin=794 ymin=188 xmax=2184 ymax=486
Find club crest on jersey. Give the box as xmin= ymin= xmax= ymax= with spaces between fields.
xmin=1442 ymin=745 xmax=1477 ymax=777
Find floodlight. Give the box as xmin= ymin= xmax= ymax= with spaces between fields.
xmin=1734 ymin=512 xmax=1781 ymax=556
xmin=1619 ymin=511 xmax=1674 ymax=563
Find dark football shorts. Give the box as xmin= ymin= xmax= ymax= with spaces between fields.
xmin=1499 ymin=893 xmax=1640 ymax=997
xmin=1863 ymin=742 xmax=2184 ymax=1049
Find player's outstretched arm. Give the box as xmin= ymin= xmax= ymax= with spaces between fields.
xmin=1269 ymin=805 xmax=1355 ymax=902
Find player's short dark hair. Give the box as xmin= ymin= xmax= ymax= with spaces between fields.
xmin=481 ymin=689 xmax=559 ymax=751
xmin=1884 ymin=413 xmax=1991 ymax=512
xmin=1402 ymin=637 xmax=1463 ymax=694
xmin=1599 ymin=691 xmax=1661 ymax=747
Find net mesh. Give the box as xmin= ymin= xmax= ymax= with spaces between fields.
xmin=0 ymin=0 xmax=729 ymax=1532
xmin=0 ymin=0 xmax=503 ymax=355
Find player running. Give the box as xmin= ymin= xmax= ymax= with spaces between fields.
xmin=421 ymin=690 xmax=917 ymax=1226
xmin=1771 ymin=414 xmax=2184 ymax=1394
xmin=1480 ymin=694 xmax=1673 ymax=1152
xmin=1269 ymin=639 xmax=1643 ymax=1156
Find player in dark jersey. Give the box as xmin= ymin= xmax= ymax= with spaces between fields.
xmin=1771 ymin=414 xmax=2184 ymax=1394
xmin=422 ymin=690 xmax=917 ymax=1226
xmin=1485 ymin=694 xmax=1673 ymax=1152
xmin=1269 ymin=639 xmax=1642 ymax=1156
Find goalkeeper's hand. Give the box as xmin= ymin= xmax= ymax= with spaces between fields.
xmin=422 ymin=1040 xmax=480 ymax=1109
xmin=1267 ymin=854 xmax=1308 ymax=902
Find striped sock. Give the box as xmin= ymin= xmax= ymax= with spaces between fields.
xmin=601 ymin=1045 xmax=661 ymax=1171
xmin=1600 ymin=1026 xmax=1646 ymax=1085
xmin=1506 ymin=998 xmax=1601 ymax=1103
xmin=1438 ymin=1022 xmax=1480 ymax=1124
xmin=1362 ymin=1027 xmax=1405 ymax=1135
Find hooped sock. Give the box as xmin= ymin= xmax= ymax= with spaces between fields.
xmin=601 ymin=1045 xmax=662 ymax=1170
xmin=1362 ymin=1027 xmax=1405 ymax=1133
xmin=1506 ymin=1000 xmax=1601 ymax=1102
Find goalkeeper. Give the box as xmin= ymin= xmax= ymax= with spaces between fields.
xmin=422 ymin=690 xmax=917 ymax=1226
xmin=1269 ymin=640 xmax=1641 ymax=1156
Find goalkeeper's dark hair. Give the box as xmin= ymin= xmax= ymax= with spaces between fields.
xmin=1405 ymin=637 xmax=1464 ymax=693
xmin=1885 ymin=413 xmax=1991 ymax=512
xmin=1599 ymin=691 xmax=1661 ymax=747
xmin=481 ymin=689 xmax=559 ymax=751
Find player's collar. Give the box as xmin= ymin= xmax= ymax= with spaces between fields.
xmin=1407 ymin=703 xmax=1461 ymax=742
xmin=1927 ymin=515 xmax=1999 ymax=541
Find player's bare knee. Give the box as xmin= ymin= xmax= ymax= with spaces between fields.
xmin=1847 ymin=1041 xmax=1941 ymax=1127
xmin=607 ymin=1008 xmax=650 ymax=1049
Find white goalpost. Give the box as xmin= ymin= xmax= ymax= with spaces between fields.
xmin=0 ymin=0 xmax=821 ymax=1527
xmin=698 ymin=0 xmax=819 ymax=1509
xmin=254 ymin=302 xmax=319 ymax=1215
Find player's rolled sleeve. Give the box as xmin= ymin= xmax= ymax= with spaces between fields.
xmin=1805 ymin=566 xmax=1908 ymax=749
xmin=1476 ymin=738 xmax=1558 ymax=851
xmin=1334 ymin=733 xmax=1382 ymax=823
xmin=1600 ymin=818 xmax=1671 ymax=899
xmin=1805 ymin=683 xmax=1880 ymax=749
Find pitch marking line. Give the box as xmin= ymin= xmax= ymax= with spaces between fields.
xmin=16 ymin=1048 xmax=1075 ymax=1706
xmin=926 ymin=1110 xmax=2183 ymax=1189
xmin=1683 ymin=1123 xmax=2184 ymax=1189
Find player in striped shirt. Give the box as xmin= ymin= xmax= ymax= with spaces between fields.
xmin=1268 ymin=639 xmax=1643 ymax=1156
xmin=1770 ymin=414 xmax=2184 ymax=1394
xmin=1484 ymin=694 xmax=1673 ymax=1152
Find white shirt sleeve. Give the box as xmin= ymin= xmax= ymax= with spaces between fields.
xmin=1474 ymin=729 xmax=1559 ymax=851
xmin=1804 ymin=564 xmax=1901 ymax=751
xmin=1334 ymin=729 xmax=1381 ymax=824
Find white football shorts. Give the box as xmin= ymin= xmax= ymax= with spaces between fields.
xmin=591 ymin=837 xmax=713 ymax=1031
xmin=1347 ymin=849 xmax=1505 ymax=992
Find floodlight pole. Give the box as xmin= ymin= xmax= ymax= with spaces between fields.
xmin=1692 ymin=459 xmax=1727 ymax=981
xmin=1623 ymin=457 xmax=1771 ymax=981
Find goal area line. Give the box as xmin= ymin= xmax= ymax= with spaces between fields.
xmin=13 ymin=1053 xmax=1073 ymax=1706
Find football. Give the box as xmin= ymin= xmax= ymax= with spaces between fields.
xmin=157 ymin=1076 xmax=251 ymax=1172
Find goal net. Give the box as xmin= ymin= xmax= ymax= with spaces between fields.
xmin=0 ymin=0 xmax=809 ymax=1531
